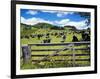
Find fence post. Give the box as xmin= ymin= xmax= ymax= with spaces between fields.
xmin=22 ymin=45 xmax=31 ymax=64
xmin=72 ymin=44 xmax=75 ymax=67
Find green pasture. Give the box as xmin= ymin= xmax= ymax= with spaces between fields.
xmin=21 ymin=31 xmax=82 ymax=45
xmin=20 ymin=28 xmax=90 ymax=69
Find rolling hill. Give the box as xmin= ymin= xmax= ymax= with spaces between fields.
xmin=21 ymin=23 xmax=78 ymax=31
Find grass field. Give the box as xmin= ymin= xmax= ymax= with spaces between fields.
xmin=20 ymin=28 xmax=90 ymax=69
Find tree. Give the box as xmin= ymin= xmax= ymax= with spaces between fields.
xmin=76 ymin=12 xmax=90 ymax=26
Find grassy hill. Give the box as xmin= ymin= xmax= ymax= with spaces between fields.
xmin=21 ymin=23 xmax=78 ymax=31
xmin=32 ymin=23 xmax=54 ymax=29
xmin=20 ymin=23 xmax=90 ymax=69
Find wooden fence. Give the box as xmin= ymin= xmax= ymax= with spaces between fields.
xmin=21 ymin=41 xmax=90 ymax=67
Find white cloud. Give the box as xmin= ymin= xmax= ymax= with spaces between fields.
xmin=26 ymin=10 xmax=38 ymax=15
xmin=41 ymin=10 xmax=56 ymax=13
xmin=41 ymin=10 xmax=74 ymax=18
xmin=57 ymin=13 xmax=63 ymax=17
xmin=55 ymin=19 xmax=70 ymax=26
xmin=21 ymin=16 xmax=89 ymax=29
xmin=54 ymin=19 xmax=89 ymax=29
xmin=21 ymin=17 xmax=53 ymax=25
xmin=57 ymin=12 xmax=74 ymax=17
xmin=65 ymin=20 xmax=88 ymax=29
xmin=21 ymin=17 xmax=25 ymax=23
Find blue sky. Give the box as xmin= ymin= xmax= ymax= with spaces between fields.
xmin=21 ymin=9 xmax=90 ymax=29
